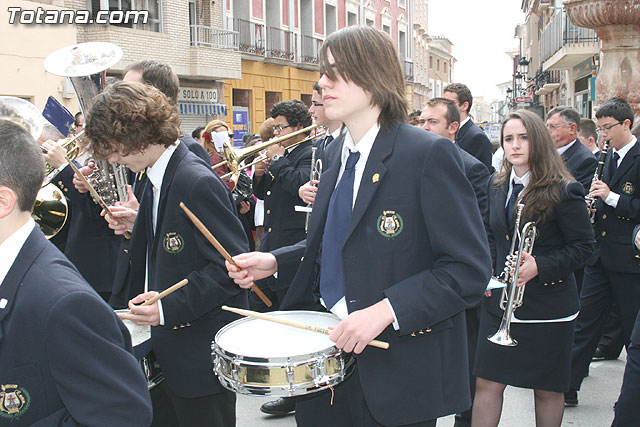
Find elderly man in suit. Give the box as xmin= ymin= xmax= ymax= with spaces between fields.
xmin=0 ymin=120 xmax=151 ymax=426
xmin=85 ymin=81 xmax=249 ymax=426
xmin=227 ymin=26 xmax=491 ymax=427
xmin=443 ymin=83 xmax=493 ymax=170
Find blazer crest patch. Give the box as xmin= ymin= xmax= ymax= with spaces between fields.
xmin=163 ymin=232 xmax=184 ymax=254
xmin=0 ymin=384 xmax=30 ymax=419
xmin=622 ymin=182 xmax=634 ymax=195
xmin=377 ymin=210 xmax=403 ymax=238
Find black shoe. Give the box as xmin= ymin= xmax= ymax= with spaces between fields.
xmin=260 ymin=397 xmax=296 ymax=415
xmin=564 ymin=390 xmax=578 ymax=407
xmin=592 ymin=347 xmax=620 ymax=361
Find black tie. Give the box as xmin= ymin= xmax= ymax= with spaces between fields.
xmin=507 ymin=182 xmax=524 ymax=228
xmin=143 ymin=181 xmax=156 ymax=289
xmin=323 ymin=135 xmax=334 ymax=150
xmin=608 ymin=152 xmax=620 ymax=180
xmin=319 ymin=151 xmax=360 ymax=309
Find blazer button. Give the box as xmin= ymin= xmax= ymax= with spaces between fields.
xmin=506 ymin=234 xmax=510 ymax=241
xmin=266 ymin=209 xmax=271 ymax=215
xmin=602 ymin=214 xmax=607 ymax=219
xmin=266 ymin=191 xmax=271 ymax=196
xmin=268 ymin=227 xmax=272 ymax=232
xmin=300 ymin=257 xmax=304 ymax=261
xmin=425 ymin=328 xmax=432 ymax=333
xmin=601 ymin=231 xmax=606 ymax=237
xmin=123 ymin=249 xmax=129 ymax=254
xmin=411 ymin=332 xmax=416 ymax=337
xmin=58 ymin=180 xmax=63 ymax=186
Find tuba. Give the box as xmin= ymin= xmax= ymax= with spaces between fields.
xmin=44 ymin=42 xmax=129 ymax=207
xmin=0 ymin=96 xmax=69 ymax=239
xmin=487 ymin=203 xmax=537 ymax=347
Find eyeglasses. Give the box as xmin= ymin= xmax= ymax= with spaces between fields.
xmin=273 ymin=124 xmax=292 ymax=132
xmin=596 ymin=121 xmax=624 ymax=134
xmin=546 ymin=123 xmax=569 ymax=130
xmin=311 ymin=101 xmax=324 ymax=107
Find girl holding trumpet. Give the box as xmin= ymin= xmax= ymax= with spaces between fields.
xmin=473 ymin=110 xmax=595 ymax=427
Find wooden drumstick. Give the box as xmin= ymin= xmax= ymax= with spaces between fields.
xmin=179 ymin=202 xmax=273 ymax=308
xmin=222 ymin=306 xmax=390 ymax=350
xmin=66 ymin=159 xmax=131 ymax=239
xmin=122 ymin=278 xmax=189 ymax=314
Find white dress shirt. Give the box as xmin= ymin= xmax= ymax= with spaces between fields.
xmin=0 ymin=218 xmax=35 ymax=289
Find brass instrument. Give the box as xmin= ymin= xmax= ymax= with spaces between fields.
xmin=0 ymin=96 xmax=44 ymax=139
xmin=213 ymin=124 xmax=321 ymax=178
xmin=488 ymin=203 xmax=538 ymax=347
xmin=43 ymin=131 xmax=83 ymax=186
xmin=294 ymin=145 xmax=324 ymax=231
xmin=44 ymin=42 xmax=128 ymax=207
xmin=585 ymin=141 xmax=610 ymax=224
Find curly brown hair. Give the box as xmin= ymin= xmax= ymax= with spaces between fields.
xmin=85 ymin=81 xmax=181 ymax=159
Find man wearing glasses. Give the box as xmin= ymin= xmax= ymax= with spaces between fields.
xmin=546 ymin=106 xmax=598 ymax=194
xmin=566 ymin=97 xmax=640 ymax=407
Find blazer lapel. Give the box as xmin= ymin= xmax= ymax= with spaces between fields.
xmin=561 ymin=140 xmax=578 ymax=162
xmin=0 ymin=227 xmax=46 ymax=341
xmin=456 ymin=120 xmax=471 ymax=142
xmin=610 ymin=142 xmax=640 ymax=187
xmin=344 ymin=125 xmax=395 ymax=242
xmin=496 ymin=179 xmax=509 ymax=231
xmin=307 ymin=139 xmax=343 ymax=241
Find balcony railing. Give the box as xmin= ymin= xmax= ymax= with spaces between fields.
xmin=232 ymin=18 xmax=265 ymax=55
xmin=266 ymin=26 xmax=296 ymax=60
xmin=403 ymin=59 xmax=414 ymax=81
xmin=300 ymin=34 xmax=322 ymax=64
xmin=540 ymin=9 xmax=598 ymax=64
xmin=189 ymin=25 xmax=239 ymax=50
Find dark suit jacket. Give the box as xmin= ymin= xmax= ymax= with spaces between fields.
xmin=127 ymin=142 xmax=249 ymax=398
xmin=484 ymin=178 xmax=595 ymax=320
xmin=456 ymin=120 xmax=493 ymax=171
xmin=594 ymin=141 xmax=640 ymax=273
xmin=0 ymin=226 xmax=151 ymax=426
xmin=180 ymin=134 xmax=211 ymax=164
xmin=57 ymin=164 xmax=122 ymax=293
xmin=458 ymin=145 xmax=490 ymax=229
xmin=561 ymin=139 xmax=597 ymax=194
xmin=278 ymin=122 xmax=492 ymax=425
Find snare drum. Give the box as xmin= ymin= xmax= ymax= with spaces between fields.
xmin=212 ymin=311 xmax=354 ymax=397
xmin=116 ymin=310 xmax=165 ymax=390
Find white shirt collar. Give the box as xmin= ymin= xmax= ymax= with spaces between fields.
xmin=342 ymin=122 xmax=379 ymax=164
xmin=509 ymin=168 xmax=531 ymax=187
xmin=146 ymin=140 xmax=180 ymax=191
xmin=0 ymin=218 xmax=36 ymax=287
xmin=557 ymin=139 xmax=577 ymax=155
xmin=612 ymin=136 xmax=637 ymax=163
xmin=460 ymin=117 xmax=471 ymax=128
xmin=330 ymin=127 xmax=343 ymax=140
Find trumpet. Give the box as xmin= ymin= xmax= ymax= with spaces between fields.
xmin=294 ymin=146 xmax=324 ymax=231
xmin=487 ymin=203 xmax=537 ymax=347
xmin=42 ymin=130 xmax=83 ymax=186
xmin=213 ymin=124 xmax=323 ymax=178
xmin=585 ymin=141 xmax=610 ymax=224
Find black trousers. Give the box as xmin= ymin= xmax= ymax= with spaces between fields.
xmin=295 ymin=366 xmax=436 ymax=427
xmin=455 ymin=306 xmax=481 ymax=426
xmin=612 ymin=310 xmax=640 ymax=426
xmin=153 ymin=381 xmax=236 ymax=427
xmin=597 ymin=305 xmax=625 ymax=357
xmin=569 ymin=260 xmax=640 ymax=390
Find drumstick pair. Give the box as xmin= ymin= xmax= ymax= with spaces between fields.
xmin=222 ymin=306 xmax=390 ymax=350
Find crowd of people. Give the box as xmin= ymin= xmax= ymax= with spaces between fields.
xmin=2 ymin=25 xmax=639 ymax=427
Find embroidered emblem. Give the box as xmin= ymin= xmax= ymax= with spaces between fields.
xmin=163 ymin=232 xmax=184 ymax=254
xmin=622 ymin=182 xmax=634 ymax=195
xmin=377 ymin=210 xmax=404 ymax=238
xmin=0 ymin=384 xmax=30 ymax=419
xmin=372 ymin=173 xmax=380 ymax=183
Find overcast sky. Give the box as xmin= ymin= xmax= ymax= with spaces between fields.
xmin=428 ymin=0 xmax=525 ymax=101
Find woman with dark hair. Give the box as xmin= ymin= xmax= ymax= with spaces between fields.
xmin=472 ymin=110 xmax=595 ymax=427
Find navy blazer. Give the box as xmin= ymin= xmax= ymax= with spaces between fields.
xmin=561 ymin=139 xmax=597 ymax=194
xmin=279 ymin=122 xmax=492 ymax=425
xmin=458 ymin=145 xmax=490 ymax=229
xmin=484 ymin=178 xmax=595 ymax=320
xmin=0 ymin=226 xmax=151 ymax=426
xmin=456 ymin=120 xmax=493 ymax=171
xmin=127 ymin=142 xmax=249 ymax=398
xmin=594 ymin=141 xmax=640 ymax=273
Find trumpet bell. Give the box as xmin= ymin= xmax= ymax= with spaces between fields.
xmin=0 ymin=96 xmax=44 ymax=140
xmin=32 ymin=183 xmax=69 ymax=239
xmin=487 ymin=327 xmax=518 ymax=347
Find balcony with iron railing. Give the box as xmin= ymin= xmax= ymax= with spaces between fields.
xmin=189 ymin=25 xmax=239 ymax=50
xmin=403 ymin=59 xmax=414 ymax=82
xmin=300 ymin=34 xmax=323 ymax=65
xmin=534 ymin=70 xmax=562 ymax=95
xmin=266 ymin=26 xmax=296 ymax=61
xmin=540 ymin=8 xmax=599 ymax=70
xmin=233 ymin=18 xmax=266 ymax=56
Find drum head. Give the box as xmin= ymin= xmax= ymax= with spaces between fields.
xmin=115 ymin=309 xmax=151 ymax=348
xmin=216 ymin=311 xmax=340 ymax=358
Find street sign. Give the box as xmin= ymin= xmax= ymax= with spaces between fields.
xmin=515 ymin=96 xmax=533 ymax=103
xmin=516 ymin=102 xmax=531 ymax=108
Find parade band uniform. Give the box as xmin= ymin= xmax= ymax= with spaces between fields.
xmin=570 ymin=137 xmax=640 ymax=391
xmin=125 ymin=142 xmax=249 ymax=400
xmin=0 ymin=221 xmax=151 ymax=426
xmin=276 ymin=122 xmax=492 ymax=426
xmin=559 ymin=139 xmax=597 ymax=194
xmin=475 ymin=177 xmax=594 ymax=392
xmin=455 ymin=118 xmax=493 ymax=171
xmin=253 ymin=141 xmax=312 ymax=304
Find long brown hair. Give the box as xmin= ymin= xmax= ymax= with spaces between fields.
xmin=495 ymin=110 xmax=574 ymax=224
xmin=202 ymin=119 xmax=229 ymax=154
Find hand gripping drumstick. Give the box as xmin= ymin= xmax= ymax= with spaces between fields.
xmin=179 ymin=202 xmax=273 ymax=308
xmin=66 ymin=159 xmax=131 ymax=239
xmin=222 ymin=306 xmax=390 ymax=350
xmin=124 ymin=278 xmax=189 ymax=313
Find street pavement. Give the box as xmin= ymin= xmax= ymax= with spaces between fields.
xmin=235 ymin=351 xmax=626 ymax=426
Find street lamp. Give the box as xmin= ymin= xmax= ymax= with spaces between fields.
xmin=518 ymin=57 xmax=530 ymax=76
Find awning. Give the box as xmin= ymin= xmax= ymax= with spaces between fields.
xmin=178 ymin=102 xmax=227 ymax=116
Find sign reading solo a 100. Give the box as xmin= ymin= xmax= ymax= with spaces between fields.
xmin=178 ymin=87 xmax=218 ymax=103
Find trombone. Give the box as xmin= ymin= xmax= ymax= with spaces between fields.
xmin=213 ymin=124 xmax=325 ymax=179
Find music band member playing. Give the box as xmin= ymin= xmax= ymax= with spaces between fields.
xmin=85 ymin=81 xmax=249 ymax=427
xmin=227 ymin=26 xmax=491 ymax=426
xmin=0 ymin=120 xmax=152 ymax=426
xmin=473 ymin=110 xmax=594 ymax=427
